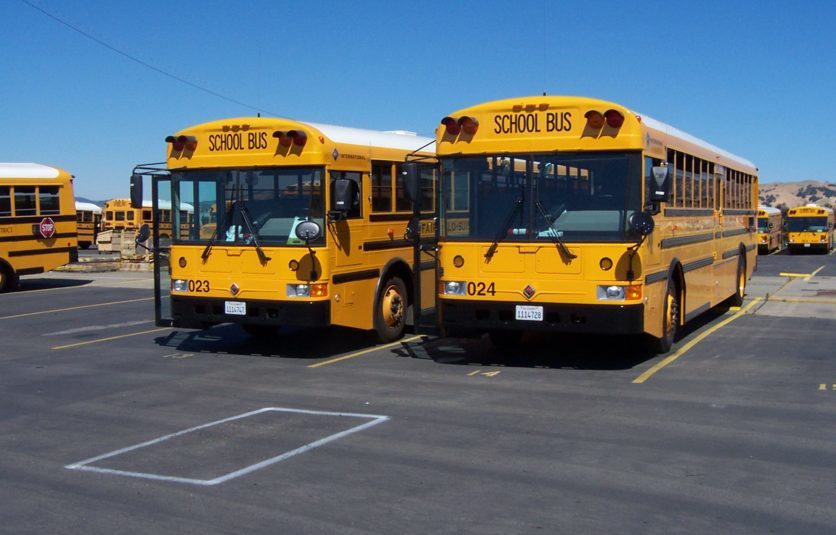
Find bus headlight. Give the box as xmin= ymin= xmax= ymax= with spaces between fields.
xmin=171 ymin=279 xmax=188 ymax=292
xmin=286 ymin=283 xmax=327 ymax=297
xmin=443 ymin=281 xmax=466 ymax=295
xmin=597 ymin=285 xmax=642 ymax=301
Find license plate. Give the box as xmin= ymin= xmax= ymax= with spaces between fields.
xmin=515 ymin=305 xmax=543 ymax=321
xmin=804 ymin=243 xmax=811 ymax=248
xmin=225 ymin=301 xmax=246 ymax=315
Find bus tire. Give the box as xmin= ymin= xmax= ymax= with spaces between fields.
xmin=374 ymin=276 xmax=407 ymax=343
xmin=0 ymin=264 xmax=18 ymax=293
xmin=652 ymin=277 xmax=680 ymax=354
xmin=79 ymin=242 xmax=91 ymax=250
xmin=727 ymin=254 xmax=746 ymax=307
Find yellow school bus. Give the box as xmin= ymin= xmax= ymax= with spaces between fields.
xmin=131 ymin=117 xmax=436 ymax=341
xmin=756 ymin=206 xmax=782 ymax=254
xmin=101 ymin=198 xmax=193 ymax=239
xmin=75 ymin=201 xmax=102 ymax=249
xmin=430 ymin=96 xmax=757 ymax=353
xmin=786 ymin=204 xmax=834 ymax=253
xmin=0 ymin=163 xmax=78 ymax=291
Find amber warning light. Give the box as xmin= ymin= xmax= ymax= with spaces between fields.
xmin=273 ymin=130 xmax=307 ymax=147
xmin=165 ymin=135 xmax=197 ymax=151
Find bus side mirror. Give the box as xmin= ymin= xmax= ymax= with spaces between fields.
xmin=649 ymin=165 xmax=672 ymax=203
xmin=629 ymin=211 xmax=655 ymax=237
xmin=329 ymin=178 xmax=358 ymax=223
xmin=402 ymin=162 xmax=419 ymax=203
xmin=130 ymin=174 xmax=143 ymax=208
xmin=136 ymin=223 xmax=150 ymax=244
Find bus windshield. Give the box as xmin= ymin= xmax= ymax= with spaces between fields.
xmin=757 ymin=217 xmax=770 ymax=232
xmin=439 ymin=152 xmax=641 ymax=242
xmin=788 ymin=216 xmax=828 ymax=232
xmin=170 ymin=167 xmax=324 ymax=245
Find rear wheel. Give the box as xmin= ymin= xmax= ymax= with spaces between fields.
xmin=0 ymin=265 xmax=18 ymax=293
xmin=727 ymin=255 xmax=746 ymax=307
xmin=652 ymin=277 xmax=680 ymax=354
xmin=374 ymin=276 xmax=407 ymax=342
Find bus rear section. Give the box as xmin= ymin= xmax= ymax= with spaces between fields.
xmin=0 ymin=163 xmax=78 ymax=291
xmin=75 ymin=201 xmax=102 ymax=249
xmin=786 ymin=204 xmax=834 ymax=253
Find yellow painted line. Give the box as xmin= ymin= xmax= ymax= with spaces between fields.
xmin=633 ymin=298 xmax=762 ymax=384
xmin=0 ymin=297 xmax=153 ymax=320
xmin=779 ymin=272 xmax=811 ymax=278
xmin=51 ymin=327 xmax=171 ymax=350
xmin=308 ymin=335 xmax=423 ymax=368
xmin=765 ymin=297 xmax=836 ymax=305
xmin=805 ymin=266 xmax=824 ymax=281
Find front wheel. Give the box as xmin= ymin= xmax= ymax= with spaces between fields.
xmin=651 ymin=277 xmax=680 ymax=354
xmin=374 ymin=276 xmax=407 ymax=343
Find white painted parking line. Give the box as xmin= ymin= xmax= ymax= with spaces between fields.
xmin=43 ymin=320 xmax=153 ymax=336
xmin=65 ymin=407 xmax=390 ymax=486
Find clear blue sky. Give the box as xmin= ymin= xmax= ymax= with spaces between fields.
xmin=2 ymin=0 xmax=834 ymax=200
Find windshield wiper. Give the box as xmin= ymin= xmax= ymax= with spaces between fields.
xmin=237 ymin=202 xmax=272 ymax=264
xmin=484 ymin=197 xmax=523 ymax=262
xmin=534 ymin=200 xmax=576 ymax=260
xmin=202 ymin=198 xmax=236 ymax=261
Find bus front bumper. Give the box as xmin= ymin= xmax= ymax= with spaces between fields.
xmin=440 ymin=299 xmax=644 ymax=335
xmin=171 ymin=296 xmax=330 ymax=329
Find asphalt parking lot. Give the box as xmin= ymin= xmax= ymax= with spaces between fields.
xmin=1 ymin=249 xmax=834 ymax=534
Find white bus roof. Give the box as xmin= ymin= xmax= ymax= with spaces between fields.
xmin=0 ymin=162 xmax=61 ymax=179
xmin=639 ymin=115 xmax=756 ymax=170
xmin=757 ymin=205 xmax=781 ymax=215
xmin=140 ymin=199 xmax=194 ymax=212
xmin=308 ymin=122 xmax=435 ymax=152
xmin=75 ymin=201 xmax=102 ymax=212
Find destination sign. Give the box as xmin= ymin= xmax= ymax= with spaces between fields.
xmin=493 ymin=111 xmax=573 ymax=135
xmin=207 ymin=131 xmax=269 ymax=152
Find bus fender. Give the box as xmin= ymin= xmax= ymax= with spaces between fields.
xmin=374 ymin=257 xmax=415 ymax=309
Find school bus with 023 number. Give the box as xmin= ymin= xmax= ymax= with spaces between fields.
xmin=131 ymin=117 xmax=436 ymax=341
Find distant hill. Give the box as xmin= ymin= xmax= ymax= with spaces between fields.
xmin=75 ymin=197 xmax=105 ymax=207
xmin=758 ymin=180 xmax=836 ymax=210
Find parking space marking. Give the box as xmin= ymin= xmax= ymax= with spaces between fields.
xmin=43 ymin=320 xmax=153 ymax=336
xmin=51 ymin=327 xmax=170 ymax=350
xmin=65 ymin=407 xmax=390 ymax=486
xmin=633 ymin=298 xmax=762 ymax=384
xmin=0 ymin=297 xmax=153 ymax=320
xmin=307 ymin=335 xmax=423 ymax=368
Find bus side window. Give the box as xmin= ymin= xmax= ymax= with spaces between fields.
xmin=0 ymin=187 xmax=11 ymax=216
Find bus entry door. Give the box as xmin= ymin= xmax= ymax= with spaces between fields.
xmin=152 ymin=176 xmax=173 ymax=326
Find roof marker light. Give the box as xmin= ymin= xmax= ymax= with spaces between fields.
xmin=178 ymin=135 xmax=197 ymax=151
xmin=441 ymin=117 xmax=461 ymax=136
xmin=584 ymin=111 xmax=605 ymax=129
xmin=288 ymin=130 xmax=307 ymax=147
xmin=604 ymin=109 xmax=625 ymax=128
xmin=273 ymin=131 xmax=292 ymax=147
xmin=458 ymin=116 xmax=479 ymax=135
xmin=165 ymin=135 xmax=184 ymax=151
